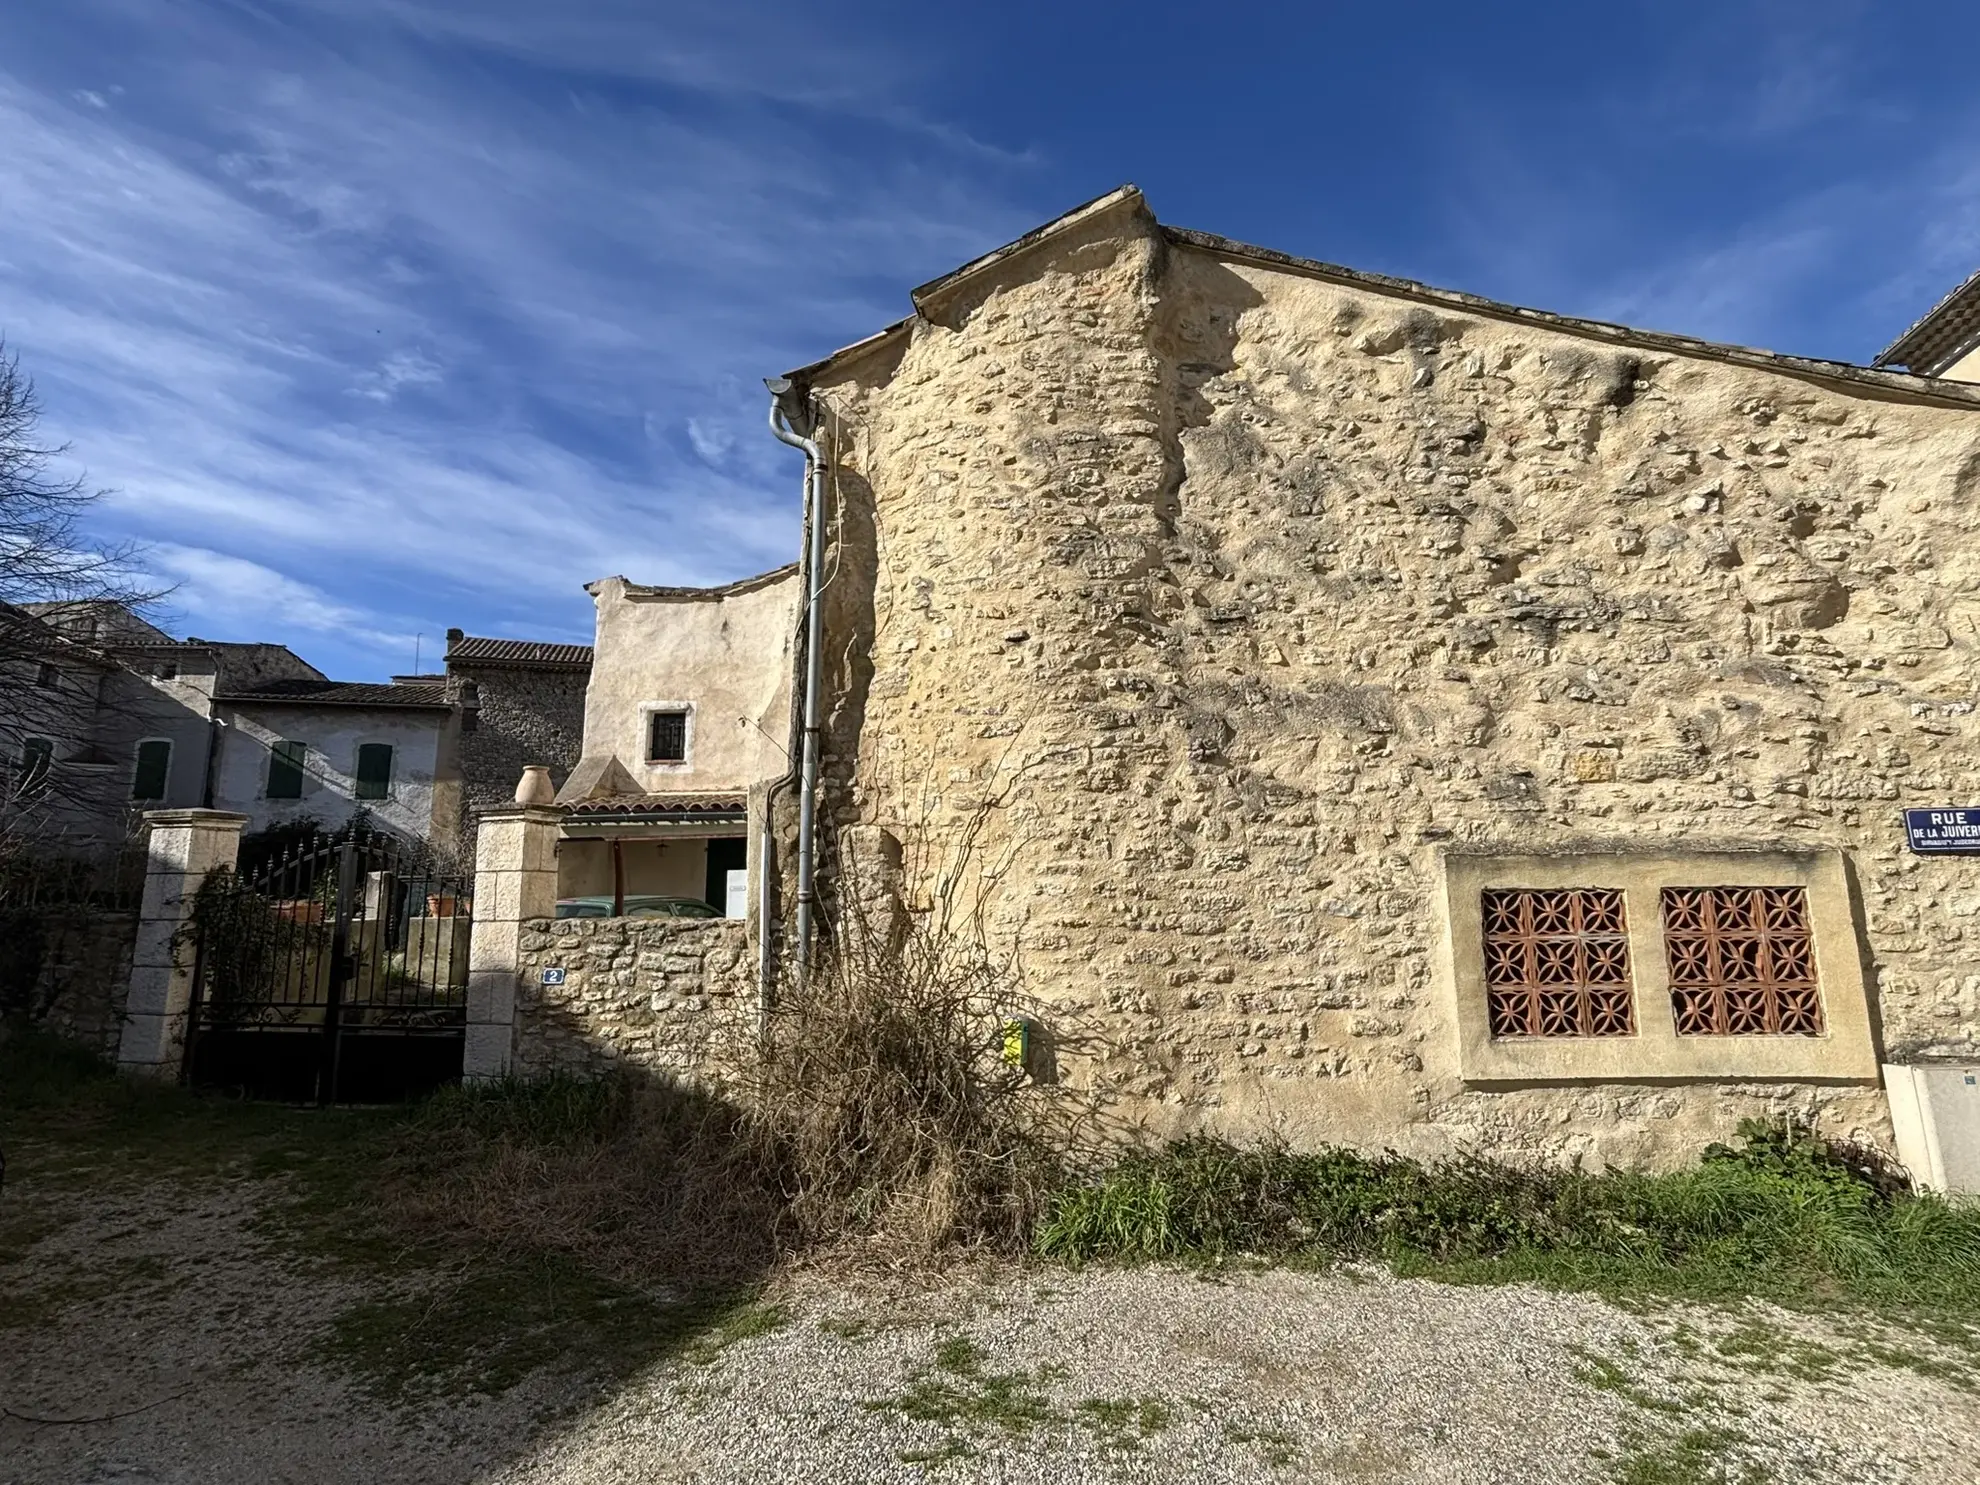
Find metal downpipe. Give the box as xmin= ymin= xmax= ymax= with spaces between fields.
xmin=767 ymin=383 xmax=827 ymax=989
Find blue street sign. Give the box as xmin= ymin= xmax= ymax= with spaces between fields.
xmin=1903 ymin=809 xmax=1980 ymax=855
xmin=541 ymin=966 xmax=567 ymax=985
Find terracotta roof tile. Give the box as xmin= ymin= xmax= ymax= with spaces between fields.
xmin=218 ymin=679 xmax=452 ymax=709
xmin=445 ymin=635 xmax=593 ymax=669
xmin=564 ymin=792 xmax=746 ymax=818
xmin=1876 ymin=266 xmax=1980 ymax=373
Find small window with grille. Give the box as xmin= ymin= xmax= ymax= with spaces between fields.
xmin=648 ymin=709 xmax=689 ymax=764
xmin=1661 ymin=886 xmax=1823 ymax=1036
xmin=1481 ymin=888 xmax=1635 ymax=1037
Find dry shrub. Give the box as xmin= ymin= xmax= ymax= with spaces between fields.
xmin=380 ymin=1072 xmax=785 ymax=1289
xmin=735 ymin=881 xmax=1074 ymax=1264
xmin=379 ymin=840 xmax=1076 ymax=1285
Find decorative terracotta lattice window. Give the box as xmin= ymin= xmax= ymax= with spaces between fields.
xmin=1481 ymin=888 xmax=1635 ymax=1038
xmin=1661 ymin=887 xmax=1823 ymax=1036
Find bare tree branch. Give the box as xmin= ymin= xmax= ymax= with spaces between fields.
xmin=0 ymin=339 xmax=169 ymax=857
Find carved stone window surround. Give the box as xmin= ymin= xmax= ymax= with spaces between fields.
xmin=1437 ymin=849 xmax=1878 ymax=1087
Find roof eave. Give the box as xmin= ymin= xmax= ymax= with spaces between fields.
xmin=777 ymin=186 xmax=1980 ymax=414
xmin=443 ymin=655 xmax=593 ymax=672
xmin=1164 ymin=226 xmax=1980 ymax=410
xmin=1873 ymin=267 xmax=1980 ymax=371
xmin=908 ymin=184 xmax=1148 ymax=320
xmin=216 ymin=694 xmax=454 ymax=711
xmin=594 ymin=562 xmax=800 ymax=603
xmin=783 ymin=184 xmax=1150 ymax=390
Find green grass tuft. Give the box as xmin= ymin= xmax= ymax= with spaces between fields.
xmin=1036 ymin=1125 xmax=1980 ymax=1326
xmin=1609 ymin=1423 xmax=1774 ymax=1485
xmin=400 ymin=1072 xmax=630 ymax=1146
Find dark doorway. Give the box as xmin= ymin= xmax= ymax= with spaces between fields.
xmin=705 ymin=837 xmax=748 ymax=914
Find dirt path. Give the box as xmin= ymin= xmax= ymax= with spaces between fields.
xmin=0 ymin=1153 xmax=569 ymax=1485
xmin=5 ymin=1150 xmax=1977 ymax=1484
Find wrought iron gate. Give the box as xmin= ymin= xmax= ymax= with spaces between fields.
xmin=182 ymin=829 xmax=473 ymax=1103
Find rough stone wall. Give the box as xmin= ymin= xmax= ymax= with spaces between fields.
xmin=513 ymin=916 xmax=752 ymax=1079
xmin=32 ymin=911 xmax=138 ymax=1056
xmin=806 ymin=196 xmax=1980 ymax=1169
xmin=454 ymin=665 xmax=589 ymax=847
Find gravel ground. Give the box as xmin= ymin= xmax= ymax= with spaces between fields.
xmin=4 ymin=1162 xmax=1978 ymax=1484
xmin=492 ymin=1267 xmax=1980 ymax=1484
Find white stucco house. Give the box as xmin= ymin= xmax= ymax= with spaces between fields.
xmin=553 ymin=565 xmax=799 ymax=913
xmin=207 ymin=677 xmax=463 ymax=846
xmin=4 ymin=603 xmax=467 ymax=854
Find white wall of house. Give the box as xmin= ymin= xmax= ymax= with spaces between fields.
xmin=5 ymin=662 xmax=217 ymax=851
xmin=211 ymin=703 xmax=452 ymax=842
xmin=568 ymin=567 xmax=797 ymax=800
xmin=557 ymin=836 xmax=715 ymax=899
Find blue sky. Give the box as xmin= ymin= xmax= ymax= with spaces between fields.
xmin=2 ymin=1 xmax=1976 ymax=680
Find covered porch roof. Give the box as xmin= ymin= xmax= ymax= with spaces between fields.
xmin=557 ymin=791 xmax=747 ymax=837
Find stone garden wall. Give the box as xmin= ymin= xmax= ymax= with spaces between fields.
xmin=28 ymin=912 xmax=139 ymax=1056
xmin=512 ymin=916 xmax=753 ymax=1079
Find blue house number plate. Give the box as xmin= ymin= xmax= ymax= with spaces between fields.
xmin=1903 ymin=809 xmax=1980 ymax=855
xmin=541 ymin=967 xmax=567 ymax=985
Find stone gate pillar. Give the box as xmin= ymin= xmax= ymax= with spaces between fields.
xmin=117 ymin=808 xmax=249 ymax=1077
xmin=463 ymin=803 xmax=563 ymax=1082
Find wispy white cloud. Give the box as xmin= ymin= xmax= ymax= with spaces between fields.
xmin=147 ymin=543 xmax=413 ymax=656
xmin=349 ymin=351 xmax=443 ymax=403
xmin=0 ymin=0 xmax=1042 ymax=680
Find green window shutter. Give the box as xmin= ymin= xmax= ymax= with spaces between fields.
xmin=19 ymin=737 xmax=52 ymax=789
xmin=131 ymin=739 xmax=171 ymax=801
xmin=267 ymin=740 xmax=306 ymax=799
xmin=354 ymin=743 xmax=393 ymax=800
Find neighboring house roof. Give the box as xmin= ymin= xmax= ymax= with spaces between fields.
xmin=585 ymin=564 xmax=798 ymax=603
xmin=785 ymin=184 xmax=1980 ymax=412
xmin=20 ymin=600 xmax=174 ymax=645
xmin=563 ymin=792 xmax=748 ymax=823
xmin=217 ymin=679 xmax=453 ymax=710
xmin=444 ymin=634 xmax=594 ymax=669
xmin=0 ymin=602 xmax=117 ymax=670
xmin=105 ymin=638 xmax=328 ymax=691
xmin=1874 ymin=267 xmax=1980 ymax=374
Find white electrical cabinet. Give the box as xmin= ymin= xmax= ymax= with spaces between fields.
xmin=1885 ymin=1062 xmax=1980 ymax=1194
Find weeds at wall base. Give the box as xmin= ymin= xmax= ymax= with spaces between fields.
xmin=1034 ymin=1127 xmax=1980 ymax=1338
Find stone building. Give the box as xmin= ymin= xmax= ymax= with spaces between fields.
xmin=762 ymin=184 xmax=1980 ymax=1169
xmin=454 ymin=568 xmax=798 ymax=1083
xmin=441 ymin=630 xmax=592 ymax=852
xmin=206 ymin=677 xmax=463 ymax=845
